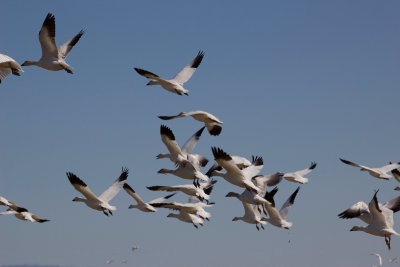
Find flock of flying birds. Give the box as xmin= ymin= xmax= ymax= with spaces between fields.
xmin=1 ymin=11 xmax=400 ymax=264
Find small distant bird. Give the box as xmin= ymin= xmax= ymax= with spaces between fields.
xmin=283 ymin=162 xmax=317 ymax=184
xmin=147 ymin=180 xmax=217 ymax=203
xmin=106 ymin=259 xmax=113 ymax=264
xmin=339 ymin=158 xmax=400 ymax=180
xmin=262 ymin=186 xmax=300 ymax=229
xmin=159 ymin=110 xmax=223 ymax=136
xmin=0 ymin=207 xmax=49 ymax=223
xmin=389 ymin=257 xmax=398 ymax=263
xmin=131 ymin=246 xmax=140 ymax=251
xmin=134 ymin=51 xmax=204 ymax=96
xmin=370 ymin=253 xmax=382 ymax=266
xmin=123 ymin=183 xmax=175 ymax=212
xmin=22 ymin=13 xmax=84 ymax=73
xmin=66 ymin=167 xmax=128 ymax=216
xmin=348 ymin=191 xmax=400 ymax=250
xmin=0 ymin=54 xmax=23 ymax=83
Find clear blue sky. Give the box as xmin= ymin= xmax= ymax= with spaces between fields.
xmin=1 ymin=1 xmax=400 ymax=266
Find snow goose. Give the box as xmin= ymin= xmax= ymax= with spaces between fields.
xmin=232 ymin=201 xmax=266 ymax=231
xmin=283 ymin=162 xmax=317 ymax=184
xmin=147 ymin=180 xmax=217 ymax=203
xmin=339 ymin=158 xmax=400 ymax=180
xmin=349 ymin=191 xmax=400 ymax=250
xmin=134 ymin=51 xmax=204 ymax=96
xmin=166 ymin=210 xmax=204 ymax=228
xmin=123 ymin=183 xmax=175 ymax=212
xmin=0 ymin=207 xmax=49 ymax=223
xmin=152 ymin=197 xmax=214 ymax=222
xmin=131 ymin=246 xmax=140 ymax=251
xmin=263 ymin=186 xmax=300 ymax=229
xmin=66 ymin=168 xmax=128 ymax=216
xmin=22 ymin=13 xmax=84 ymax=74
xmin=389 ymin=257 xmax=398 ymax=263
xmin=0 ymin=54 xmax=23 ymax=83
xmin=338 ymin=195 xmax=400 ymax=224
xmin=370 ymin=253 xmax=382 ymax=266
xmin=210 ymin=147 xmax=262 ymax=193
xmin=158 ymin=125 xmax=208 ymax=167
xmin=159 ymin=110 xmax=223 ymax=136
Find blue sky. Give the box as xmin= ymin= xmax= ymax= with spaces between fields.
xmin=1 ymin=1 xmax=400 ymax=266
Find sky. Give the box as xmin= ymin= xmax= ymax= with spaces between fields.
xmin=1 ymin=0 xmax=400 ymax=266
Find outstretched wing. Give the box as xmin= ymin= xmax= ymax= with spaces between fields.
xmin=181 ymin=127 xmax=205 ymax=155
xmin=66 ymin=172 xmax=99 ymax=201
xmin=339 ymin=158 xmax=371 ymax=171
xmin=58 ymin=30 xmax=84 ymax=59
xmin=148 ymin=193 xmax=176 ymax=204
xmin=39 ymin=13 xmax=58 ymax=59
xmin=172 ymin=51 xmax=204 ymax=85
xmin=338 ymin=201 xmax=369 ymax=219
xmin=123 ymin=183 xmax=145 ymax=205
xmin=160 ymin=125 xmax=182 ymax=157
xmin=380 ymin=162 xmax=400 ymax=173
xmin=134 ymin=68 xmax=173 ymax=84
xmin=279 ymin=187 xmax=300 ymax=219
xmin=98 ymin=167 xmax=128 ymax=202
xmin=296 ymin=162 xmax=317 ymax=177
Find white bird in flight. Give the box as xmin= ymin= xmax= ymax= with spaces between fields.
xmin=159 ymin=110 xmax=223 ymax=136
xmin=339 ymin=158 xmax=400 ymax=180
xmin=134 ymin=51 xmax=204 ymax=96
xmin=349 ymin=190 xmax=400 ymax=250
xmin=0 ymin=207 xmax=50 ymax=223
xmin=283 ymin=162 xmax=317 ymax=184
xmin=0 ymin=54 xmax=23 ymax=83
xmin=123 ymin=183 xmax=175 ymax=212
xmin=22 ymin=13 xmax=84 ymax=73
xmin=232 ymin=201 xmax=267 ymax=231
xmin=66 ymin=167 xmax=128 ymax=216
xmin=370 ymin=253 xmax=382 ymax=266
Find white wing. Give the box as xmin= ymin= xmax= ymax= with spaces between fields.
xmin=279 ymin=187 xmax=300 ymax=219
xmin=379 ymin=161 xmax=400 ymax=173
xmin=123 ymin=183 xmax=145 ymax=205
xmin=160 ymin=125 xmax=182 ymax=157
xmin=339 ymin=158 xmax=372 ymax=171
xmin=181 ymin=127 xmax=205 ymax=155
xmin=172 ymin=51 xmax=204 ymax=85
xmin=338 ymin=201 xmax=370 ymax=219
xmin=39 ymin=13 xmax=58 ymax=59
xmin=66 ymin=172 xmax=99 ymax=201
xmin=148 ymin=193 xmax=176 ymax=204
xmin=58 ymin=30 xmax=84 ymax=59
xmin=295 ymin=162 xmax=317 ymax=177
xmin=99 ymin=168 xmax=128 ymax=202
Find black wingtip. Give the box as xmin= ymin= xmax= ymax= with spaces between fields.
xmin=205 ymin=163 xmax=222 ymax=177
xmin=263 ymin=187 xmax=278 ymax=208
xmin=134 ymin=68 xmax=159 ymax=77
xmin=191 ymin=50 xmax=205 ymax=68
xmin=160 ymin=125 xmax=175 ymax=141
xmin=118 ymin=167 xmax=129 ymax=181
xmin=164 ymin=193 xmax=176 ymax=199
xmin=288 ymin=186 xmax=300 ymax=204
xmin=16 ymin=207 xmax=29 ymax=213
xmin=147 ymin=186 xmax=162 ymax=191
xmin=339 ymin=158 xmax=352 ymax=165
xmin=66 ymin=172 xmax=87 ymax=187
xmin=123 ymin=183 xmax=135 ymax=193
xmin=209 ymin=125 xmax=222 ymax=136
xmin=211 ymin=147 xmax=232 ymax=161
xmin=194 ymin=127 xmax=206 ymax=138
xmin=251 ymin=155 xmax=263 ymax=166
xmin=372 ymin=190 xmax=382 ymax=213
xmin=310 ymin=162 xmax=317 ymax=169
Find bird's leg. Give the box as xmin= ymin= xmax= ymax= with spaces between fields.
xmin=11 ymin=69 xmax=20 ymax=76
xmin=256 ymin=224 xmax=259 ymax=231
xmin=261 ymin=224 xmax=265 ymax=230
xmin=108 ymin=210 xmax=113 ymax=216
xmin=263 ymin=205 xmax=268 ymax=216
xmin=103 ymin=210 xmax=109 ymax=216
xmin=206 ymin=217 xmax=210 ymax=222
xmin=385 ymin=235 xmax=391 ymax=250
xmin=257 ymin=205 xmax=262 ymax=214
xmin=199 ymin=215 xmax=205 ymax=220
xmin=199 ymin=223 xmax=204 ymax=226
xmin=64 ymin=68 xmax=73 ymax=74
xmin=193 ymin=223 xmax=198 ymax=229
